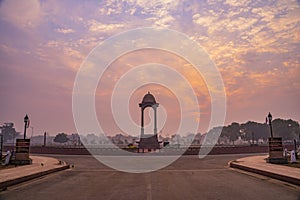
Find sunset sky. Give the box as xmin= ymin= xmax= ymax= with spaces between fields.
xmin=0 ymin=0 xmax=299 ymax=136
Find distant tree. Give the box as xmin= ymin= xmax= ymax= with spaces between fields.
xmin=86 ymin=133 xmax=98 ymax=144
xmin=54 ymin=133 xmax=69 ymax=143
xmin=241 ymin=121 xmax=269 ymax=141
xmin=81 ymin=137 xmax=88 ymax=145
xmin=69 ymin=133 xmax=80 ymax=145
xmin=221 ymin=122 xmax=240 ymax=145
xmin=217 ymin=119 xmax=300 ymax=144
xmin=206 ymin=126 xmax=223 ymax=145
xmin=0 ymin=123 xmax=20 ymax=143
xmin=272 ymin=119 xmax=300 ymax=140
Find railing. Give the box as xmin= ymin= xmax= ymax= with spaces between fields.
xmin=1 ymin=144 xmax=283 ymax=155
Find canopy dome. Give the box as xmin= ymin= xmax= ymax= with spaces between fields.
xmin=142 ymin=92 xmax=156 ymax=104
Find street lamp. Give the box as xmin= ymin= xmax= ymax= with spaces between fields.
xmin=24 ymin=114 xmax=29 ymax=139
xmin=267 ymin=112 xmax=273 ymax=138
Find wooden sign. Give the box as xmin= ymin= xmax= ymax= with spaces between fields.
xmin=15 ymin=139 xmax=30 ymax=160
xmin=268 ymin=137 xmax=283 ymax=158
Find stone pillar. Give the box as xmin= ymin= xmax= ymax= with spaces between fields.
xmin=153 ymin=104 xmax=158 ymax=135
xmin=141 ymin=108 xmax=144 ymax=137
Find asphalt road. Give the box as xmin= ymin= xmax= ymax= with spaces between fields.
xmin=0 ymin=154 xmax=299 ymax=200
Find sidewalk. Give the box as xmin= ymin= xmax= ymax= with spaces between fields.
xmin=229 ymin=155 xmax=300 ymax=186
xmin=0 ymin=156 xmax=69 ymax=190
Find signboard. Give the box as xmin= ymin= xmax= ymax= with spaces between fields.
xmin=268 ymin=137 xmax=283 ymax=158
xmin=15 ymin=139 xmax=30 ymax=160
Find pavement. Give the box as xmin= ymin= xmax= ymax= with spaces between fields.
xmin=0 ymin=154 xmax=299 ymax=191
xmin=0 ymin=156 xmax=69 ymax=190
xmin=1 ymin=154 xmax=299 ymax=200
xmin=229 ymin=154 xmax=300 ymax=186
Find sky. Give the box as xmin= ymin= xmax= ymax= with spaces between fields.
xmin=0 ymin=0 xmax=299 ymax=137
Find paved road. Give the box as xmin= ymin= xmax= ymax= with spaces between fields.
xmin=0 ymin=154 xmax=299 ymax=200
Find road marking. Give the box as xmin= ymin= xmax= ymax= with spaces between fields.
xmin=146 ymin=174 xmax=152 ymax=200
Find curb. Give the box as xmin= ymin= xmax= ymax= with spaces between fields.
xmin=0 ymin=164 xmax=70 ymax=190
xmin=229 ymin=161 xmax=300 ymax=186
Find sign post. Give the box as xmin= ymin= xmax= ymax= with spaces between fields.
xmin=12 ymin=139 xmax=32 ymax=165
xmin=267 ymin=137 xmax=287 ymax=164
xmin=10 ymin=114 xmax=32 ymax=165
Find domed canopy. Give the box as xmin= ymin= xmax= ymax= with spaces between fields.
xmin=142 ymin=92 xmax=156 ymax=104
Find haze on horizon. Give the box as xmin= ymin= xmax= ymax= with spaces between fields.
xmin=0 ymin=0 xmax=299 ymax=136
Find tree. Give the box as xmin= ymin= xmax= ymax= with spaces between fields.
xmin=0 ymin=123 xmax=20 ymax=143
xmin=220 ymin=122 xmax=240 ymax=145
xmin=207 ymin=126 xmax=223 ymax=145
xmin=54 ymin=133 xmax=69 ymax=143
xmin=241 ymin=121 xmax=269 ymax=141
xmin=86 ymin=133 xmax=98 ymax=144
xmin=272 ymin=119 xmax=300 ymax=140
xmin=217 ymin=119 xmax=300 ymax=144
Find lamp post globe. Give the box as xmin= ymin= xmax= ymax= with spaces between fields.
xmin=268 ymin=112 xmax=272 ymax=122
xmin=24 ymin=115 xmax=29 ymax=123
xmin=23 ymin=114 xmax=29 ymax=139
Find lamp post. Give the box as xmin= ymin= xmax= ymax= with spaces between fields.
xmin=24 ymin=114 xmax=29 ymax=139
xmin=266 ymin=112 xmax=287 ymax=163
xmin=43 ymin=132 xmax=47 ymax=147
xmin=267 ymin=112 xmax=273 ymax=139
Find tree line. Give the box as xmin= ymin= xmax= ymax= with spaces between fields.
xmin=1 ymin=118 xmax=299 ymax=145
xmin=214 ymin=118 xmax=300 ymax=144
